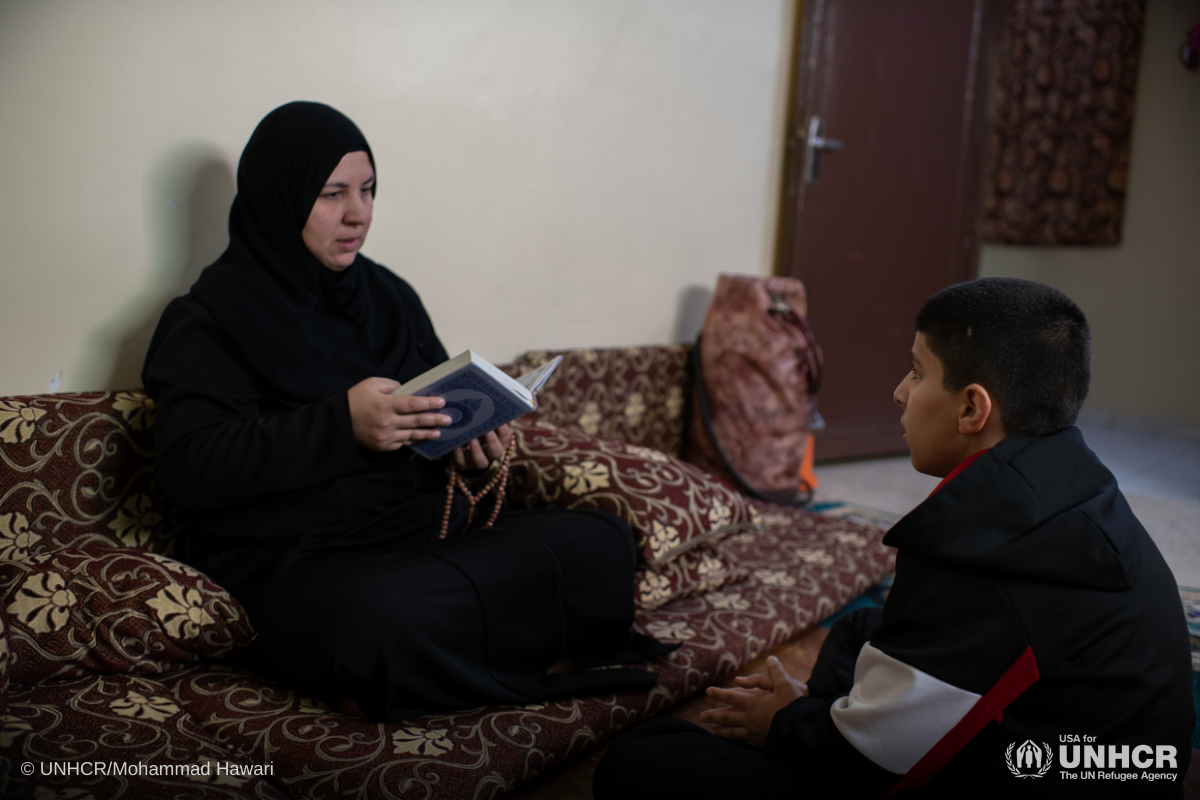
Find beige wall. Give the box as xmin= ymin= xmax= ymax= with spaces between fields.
xmin=0 ymin=0 xmax=794 ymax=395
xmin=979 ymin=0 xmax=1200 ymax=429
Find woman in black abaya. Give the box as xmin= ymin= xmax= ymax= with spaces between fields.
xmin=142 ymin=101 xmax=671 ymax=721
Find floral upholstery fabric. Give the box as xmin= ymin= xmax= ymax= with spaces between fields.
xmin=1 ymin=673 xmax=289 ymax=800
xmin=1 ymin=503 xmax=893 ymax=800
xmin=0 ymin=548 xmax=255 ymax=686
xmin=0 ymin=347 xmax=897 ymax=799
xmin=506 ymin=420 xmax=757 ymax=565
xmin=515 ymin=345 xmax=692 ymax=456
xmin=635 ymin=544 xmax=746 ymax=612
xmin=0 ymin=392 xmax=181 ymax=558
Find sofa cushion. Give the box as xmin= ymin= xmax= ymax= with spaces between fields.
xmin=514 ymin=345 xmax=692 ymax=456
xmin=0 ymin=548 xmax=255 ymax=685
xmin=507 ymin=420 xmax=759 ymax=567
xmin=0 ymin=391 xmax=182 ymax=557
xmin=635 ymin=544 xmax=746 ymax=611
xmin=2 ymin=672 xmax=290 ymax=799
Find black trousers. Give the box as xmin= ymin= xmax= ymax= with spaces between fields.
xmin=593 ymin=607 xmax=883 ymax=800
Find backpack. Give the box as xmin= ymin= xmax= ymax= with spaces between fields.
xmin=685 ymin=274 xmax=823 ymax=505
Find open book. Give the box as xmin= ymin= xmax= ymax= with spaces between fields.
xmin=392 ymin=351 xmax=562 ymax=459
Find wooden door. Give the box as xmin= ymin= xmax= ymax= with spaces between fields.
xmin=779 ymin=0 xmax=995 ymax=460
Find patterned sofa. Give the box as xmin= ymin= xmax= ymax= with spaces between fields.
xmin=0 ymin=344 xmax=894 ymax=800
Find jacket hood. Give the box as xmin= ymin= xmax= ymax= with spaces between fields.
xmin=884 ymin=427 xmax=1143 ymax=591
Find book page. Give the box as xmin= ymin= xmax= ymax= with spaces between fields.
xmin=516 ymin=355 xmax=562 ymax=394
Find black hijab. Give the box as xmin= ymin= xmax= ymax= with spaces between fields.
xmin=145 ymin=102 xmax=444 ymax=406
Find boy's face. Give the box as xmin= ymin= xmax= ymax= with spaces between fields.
xmin=893 ymin=332 xmax=968 ymax=478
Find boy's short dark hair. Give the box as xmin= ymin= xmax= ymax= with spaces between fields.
xmin=915 ymin=278 xmax=1090 ymax=438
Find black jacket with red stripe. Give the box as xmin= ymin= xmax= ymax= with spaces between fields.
xmin=766 ymin=427 xmax=1195 ymax=798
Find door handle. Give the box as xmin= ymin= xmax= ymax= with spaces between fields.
xmin=803 ymin=115 xmax=843 ymax=185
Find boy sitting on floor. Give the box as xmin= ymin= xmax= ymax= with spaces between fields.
xmin=594 ymin=278 xmax=1194 ymax=799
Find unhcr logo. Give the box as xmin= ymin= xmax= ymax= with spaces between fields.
xmin=1005 ymin=740 xmax=1053 ymax=778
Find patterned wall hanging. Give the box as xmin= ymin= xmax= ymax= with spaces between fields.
xmin=983 ymin=0 xmax=1145 ymax=245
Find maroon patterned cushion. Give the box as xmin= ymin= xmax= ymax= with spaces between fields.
xmin=635 ymin=544 xmax=746 ymax=611
xmin=515 ymin=345 xmax=692 ymax=456
xmin=507 ymin=420 xmax=759 ymax=566
xmin=0 ymin=391 xmax=182 ymax=557
xmin=2 ymin=672 xmax=291 ymax=799
xmin=0 ymin=548 xmax=255 ymax=685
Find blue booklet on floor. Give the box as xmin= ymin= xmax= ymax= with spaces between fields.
xmin=393 ymin=350 xmax=561 ymax=460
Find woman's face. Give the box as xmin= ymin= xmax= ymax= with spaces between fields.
xmin=302 ymin=150 xmax=375 ymax=271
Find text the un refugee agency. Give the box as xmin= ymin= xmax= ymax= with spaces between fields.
xmin=1006 ymin=734 xmax=1180 ymax=783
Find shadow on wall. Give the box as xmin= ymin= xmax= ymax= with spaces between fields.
xmin=76 ymin=144 xmax=235 ymax=391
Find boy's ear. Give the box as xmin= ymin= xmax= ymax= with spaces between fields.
xmin=957 ymin=383 xmax=995 ymax=436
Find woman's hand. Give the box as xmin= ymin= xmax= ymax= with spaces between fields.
xmin=347 ymin=378 xmax=451 ymax=452
xmin=698 ymin=656 xmax=808 ymax=747
xmin=451 ymin=424 xmax=513 ymax=471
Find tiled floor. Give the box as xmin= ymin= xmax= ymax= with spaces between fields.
xmin=1078 ymin=420 xmax=1200 ymax=504
xmin=1079 ymin=420 xmax=1200 ymax=589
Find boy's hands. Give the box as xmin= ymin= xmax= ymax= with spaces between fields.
xmin=699 ymin=656 xmax=808 ymax=747
xmin=348 ymin=378 xmax=451 ymax=451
